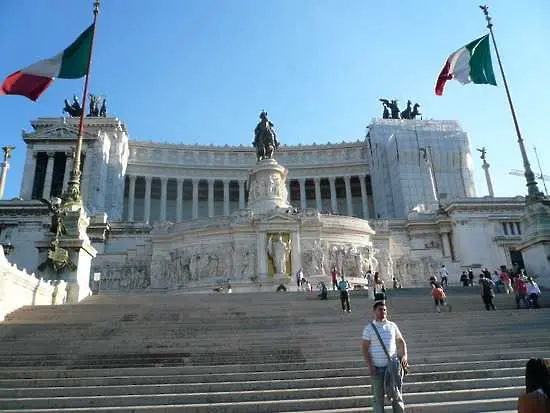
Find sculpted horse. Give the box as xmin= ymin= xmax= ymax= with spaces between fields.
xmin=253 ymin=111 xmax=279 ymax=162
xmin=411 ymin=103 xmax=421 ymax=119
xmin=63 ymin=96 xmax=82 ymax=117
xmin=400 ymin=100 xmax=413 ymax=119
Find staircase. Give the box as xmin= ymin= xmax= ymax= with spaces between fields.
xmin=0 ymin=287 xmax=547 ymax=412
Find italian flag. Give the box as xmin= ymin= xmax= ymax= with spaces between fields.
xmin=0 ymin=24 xmax=94 ymax=101
xmin=435 ymin=34 xmax=497 ymax=96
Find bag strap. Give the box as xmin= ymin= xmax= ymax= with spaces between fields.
xmin=371 ymin=322 xmax=392 ymax=362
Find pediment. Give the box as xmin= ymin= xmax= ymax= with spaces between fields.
xmin=23 ymin=124 xmax=96 ymax=142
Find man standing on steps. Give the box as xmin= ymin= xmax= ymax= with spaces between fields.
xmin=338 ymin=274 xmax=351 ymax=313
xmin=361 ymin=301 xmax=408 ymax=413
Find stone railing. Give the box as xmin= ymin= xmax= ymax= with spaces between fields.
xmin=0 ymin=248 xmax=65 ymax=321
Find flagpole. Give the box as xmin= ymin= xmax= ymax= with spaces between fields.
xmin=480 ymin=5 xmax=542 ymax=201
xmin=65 ymin=0 xmax=100 ymax=207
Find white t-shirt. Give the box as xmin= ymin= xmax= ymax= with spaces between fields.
xmin=439 ymin=267 xmax=449 ymax=278
xmin=362 ymin=319 xmax=402 ymax=367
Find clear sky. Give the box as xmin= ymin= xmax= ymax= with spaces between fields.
xmin=1 ymin=1 xmax=549 ymax=200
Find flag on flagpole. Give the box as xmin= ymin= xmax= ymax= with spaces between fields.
xmin=0 ymin=24 xmax=94 ymax=101
xmin=435 ymin=34 xmax=497 ymax=96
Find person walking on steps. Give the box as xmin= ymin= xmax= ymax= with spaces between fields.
xmin=331 ymin=267 xmax=339 ymax=291
xmin=362 ymin=300 xmax=408 ymax=413
xmin=479 ymin=273 xmax=496 ymax=310
xmin=338 ymin=274 xmax=351 ymax=313
xmin=439 ymin=265 xmax=449 ymax=288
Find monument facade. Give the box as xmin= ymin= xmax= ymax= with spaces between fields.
xmin=0 ymin=111 xmax=540 ymax=291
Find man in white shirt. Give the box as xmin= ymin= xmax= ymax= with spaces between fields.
xmin=526 ymin=277 xmax=541 ymax=308
xmin=439 ymin=265 xmax=449 ymax=288
xmin=361 ymin=301 xmax=408 ymax=413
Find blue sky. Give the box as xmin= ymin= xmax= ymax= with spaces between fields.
xmin=1 ymin=1 xmax=549 ymax=200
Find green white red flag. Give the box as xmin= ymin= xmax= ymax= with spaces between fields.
xmin=0 ymin=24 xmax=93 ymax=101
xmin=435 ymin=34 xmax=497 ymax=96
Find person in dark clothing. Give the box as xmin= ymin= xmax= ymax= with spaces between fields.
xmin=479 ymin=274 xmax=496 ymax=310
xmin=318 ymin=281 xmax=328 ymax=300
xmin=460 ymin=271 xmax=469 ymax=287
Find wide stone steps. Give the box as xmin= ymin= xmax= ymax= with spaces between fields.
xmin=0 ymin=288 xmax=547 ymax=412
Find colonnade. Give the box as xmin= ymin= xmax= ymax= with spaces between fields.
xmin=124 ymin=175 xmax=374 ymax=224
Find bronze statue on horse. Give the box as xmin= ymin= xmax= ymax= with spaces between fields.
xmin=253 ymin=111 xmax=280 ymax=162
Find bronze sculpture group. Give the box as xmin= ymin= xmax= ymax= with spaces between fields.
xmin=253 ymin=111 xmax=280 ymax=162
xmin=379 ymin=99 xmax=421 ymax=120
xmin=63 ymin=94 xmax=107 ymax=117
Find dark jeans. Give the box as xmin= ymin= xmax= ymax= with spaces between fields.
xmin=529 ymin=293 xmax=540 ymax=308
xmin=482 ymin=294 xmax=496 ymax=310
xmin=340 ymin=291 xmax=350 ymax=311
xmin=371 ymin=367 xmax=405 ymax=413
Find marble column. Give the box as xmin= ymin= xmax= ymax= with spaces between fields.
xmin=21 ymin=149 xmax=36 ymax=199
xmin=42 ymin=151 xmax=55 ymax=200
xmin=144 ymin=176 xmax=152 ymax=224
xmin=344 ymin=176 xmax=353 ymax=216
xmin=314 ymin=178 xmax=322 ymax=211
xmin=286 ymin=182 xmax=291 ymax=204
xmin=329 ymin=177 xmax=338 ymax=214
xmin=160 ymin=177 xmax=168 ymax=221
xmin=62 ymin=152 xmax=74 ymax=194
xmin=223 ymin=179 xmax=230 ymax=216
xmin=298 ymin=178 xmax=306 ymax=209
xmin=208 ymin=179 xmax=214 ymax=218
xmin=176 ymin=178 xmax=183 ymax=221
xmin=359 ymin=175 xmax=369 ymax=219
xmin=238 ymin=180 xmax=245 ymax=209
xmin=128 ymin=175 xmax=136 ymax=222
xmin=192 ymin=179 xmax=199 ymax=219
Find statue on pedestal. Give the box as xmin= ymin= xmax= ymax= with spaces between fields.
xmin=253 ymin=111 xmax=280 ymax=162
xmin=267 ymin=233 xmax=291 ymax=274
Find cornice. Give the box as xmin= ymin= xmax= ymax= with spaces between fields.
xmin=444 ymin=197 xmax=525 ymax=214
xmin=23 ymin=123 xmax=97 ymax=143
xmin=30 ymin=117 xmax=127 ymax=132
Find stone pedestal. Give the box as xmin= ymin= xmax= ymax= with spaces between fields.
xmin=36 ymin=207 xmax=97 ymax=303
xmin=247 ymin=159 xmax=291 ymax=214
xmin=517 ymin=200 xmax=550 ymax=287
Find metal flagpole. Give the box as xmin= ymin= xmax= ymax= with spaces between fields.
xmin=480 ymin=5 xmax=543 ymax=201
xmin=64 ymin=0 xmax=100 ymax=208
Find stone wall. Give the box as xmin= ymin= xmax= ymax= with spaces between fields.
xmin=0 ymin=247 xmax=64 ymax=321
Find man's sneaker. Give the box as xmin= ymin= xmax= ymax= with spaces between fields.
xmin=347 ymin=309 xmax=351 ymax=313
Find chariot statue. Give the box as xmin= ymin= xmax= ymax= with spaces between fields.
xmin=63 ymin=95 xmax=82 ymax=117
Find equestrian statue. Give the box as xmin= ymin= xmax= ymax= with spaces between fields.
xmin=253 ymin=111 xmax=280 ymax=162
